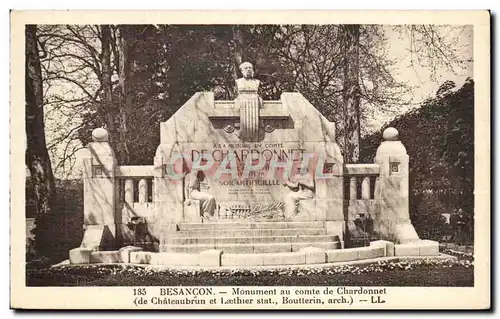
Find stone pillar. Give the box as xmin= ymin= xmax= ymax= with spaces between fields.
xmin=374 ymin=127 xmax=419 ymax=243
xmin=315 ymin=139 xmax=344 ymax=244
xmin=154 ymin=144 xmax=184 ymax=251
xmin=80 ymin=128 xmax=117 ymax=250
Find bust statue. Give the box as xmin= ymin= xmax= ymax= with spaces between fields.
xmin=236 ymin=62 xmax=260 ymax=94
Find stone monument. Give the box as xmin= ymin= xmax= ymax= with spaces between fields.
xmin=72 ymin=62 xmax=431 ymax=263
xmin=153 ymin=61 xmax=344 ymax=240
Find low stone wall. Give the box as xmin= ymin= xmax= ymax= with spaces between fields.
xmin=69 ymin=240 xmax=440 ymax=268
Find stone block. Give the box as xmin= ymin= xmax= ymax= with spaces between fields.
xmin=69 ymin=247 xmax=93 ymax=264
xmin=119 ymin=246 xmax=144 ymax=263
xmin=356 ymin=246 xmax=385 ymax=260
xmin=418 ymin=240 xmax=439 ymax=256
xmin=299 ymin=247 xmax=326 ymax=264
xmin=262 ymin=252 xmax=306 ymax=266
xmin=149 ymin=253 xmax=199 ymax=266
xmin=89 ymin=251 xmax=121 ymax=263
xmin=394 ymin=243 xmax=420 ymax=256
xmin=221 ymin=253 xmax=265 ymax=267
xmin=130 ymin=251 xmax=153 ymax=264
xmin=370 ymin=240 xmax=395 ymax=257
xmin=326 ymin=248 xmax=358 ymax=263
xmin=199 ymin=249 xmax=223 ymax=267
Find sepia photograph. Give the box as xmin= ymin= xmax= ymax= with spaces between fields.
xmin=11 ymin=10 xmax=490 ymax=309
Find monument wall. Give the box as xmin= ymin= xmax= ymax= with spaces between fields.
xmin=154 ymin=92 xmax=344 ymax=225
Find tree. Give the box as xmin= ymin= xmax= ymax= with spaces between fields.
xmin=37 ymin=25 xmax=102 ymax=177
xmin=342 ymin=25 xmax=361 ymax=163
xmin=360 ymin=79 xmax=474 ymax=240
xmin=26 ymin=24 xmax=57 ymax=254
xmin=26 ymin=24 xmax=56 ymax=215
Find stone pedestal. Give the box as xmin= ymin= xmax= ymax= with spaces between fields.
xmin=80 ymin=128 xmax=117 ymax=250
xmin=374 ymin=128 xmax=419 ymax=244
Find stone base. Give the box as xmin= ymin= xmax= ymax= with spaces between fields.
xmin=370 ymin=240 xmax=395 ymax=257
xmin=326 ymin=245 xmax=386 ymax=263
xmin=119 ymin=246 xmax=144 ymax=263
xmin=199 ymin=249 xmax=222 ymax=267
xmin=65 ymin=237 xmax=446 ymax=268
xmin=69 ymin=247 xmax=93 ymax=264
xmin=394 ymin=240 xmax=439 ymax=257
xmin=90 ymin=251 xmax=121 ymax=263
xmin=299 ymin=247 xmax=327 ymax=264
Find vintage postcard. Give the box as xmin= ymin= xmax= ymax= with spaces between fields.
xmin=11 ymin=10 xmax=490 ymax=310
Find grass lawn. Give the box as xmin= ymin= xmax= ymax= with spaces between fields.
xmin=26 ymin=257 xmax=473 ymax=287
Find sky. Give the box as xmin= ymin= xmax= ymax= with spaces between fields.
xmin=363 ymin=25 xmax=474 ymax=133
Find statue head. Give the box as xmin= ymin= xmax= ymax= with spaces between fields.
xmin=239 ymin=62 xmax=254 ymax=79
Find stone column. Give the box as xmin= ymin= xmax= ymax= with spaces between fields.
xmin=81 ymin=128 xmax=117 ymax=250
xmin=374 ymin=127 xmax=419 ymax=243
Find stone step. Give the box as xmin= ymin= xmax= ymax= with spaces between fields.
xmin=177 ymin=221 xmax=325 ymax=231
xmin=176 ymin=227 xmax=327 ymax=238
xmin=163 ymin=234 xmax=337 ymax=245
xmin=161 ymin=241 xmax=340 ymax=254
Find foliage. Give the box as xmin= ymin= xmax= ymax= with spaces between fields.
xmin=361 ymin=79 xmax=474 ymax=241
xmin=26 ymin=178 xmax=84 ymax=263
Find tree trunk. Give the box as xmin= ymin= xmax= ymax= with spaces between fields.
xmin=342 ymin=25 xmax=361 ymax=164
xmin=25 ymin=24 xmax=56 ymax=254
xmin=232 ymin=25 xmax=244 ymax=79
xmin=117 ymin=25 xmax=132 ymax=164
xmin=100 ymin=25 xmax=117 ymax=151
xmin=231 ymin=26 xmax=245 ymax=98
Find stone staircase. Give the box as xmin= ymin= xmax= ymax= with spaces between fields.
xmin=160 ymin=221 xmax=341 ymax=254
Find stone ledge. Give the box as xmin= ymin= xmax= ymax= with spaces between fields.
xmin=419 ymin=240 xmax=439 ymax=256
xmin=69 ymin=247 xmax=94 ymax=264
xmin=299 ymin=247 xmax=326 ymax=264
xmin=130 ymin=251 xmax=153 ymax=264
xmin=356 ymin=246 xmax=385 ymax=260
xmin=370 ymin=240 xmax=394 ymax=257
xmin=149 ymin=252 xmax=199 ymax=266
xmin=199 ymin=249 xmax=223 ymax=267
xmin=68 ymin=239 xmax=445 ymax=267
xmin=119 ymin=246 xmax=144 ymax=263
xmin=90 ymin=251 xmax=121 ymax=263
xmin=326 ymin=245 xmax=386 ymax=263
xmin=262 ymin=252 xmax=306 ymax=266
xmin=326 ymin=248 xmax=358 ymax=263
xmin=394 ymin=243 xmax=419 ymax=256
xmin=394 ymin=240 xmax=440 ymax=257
